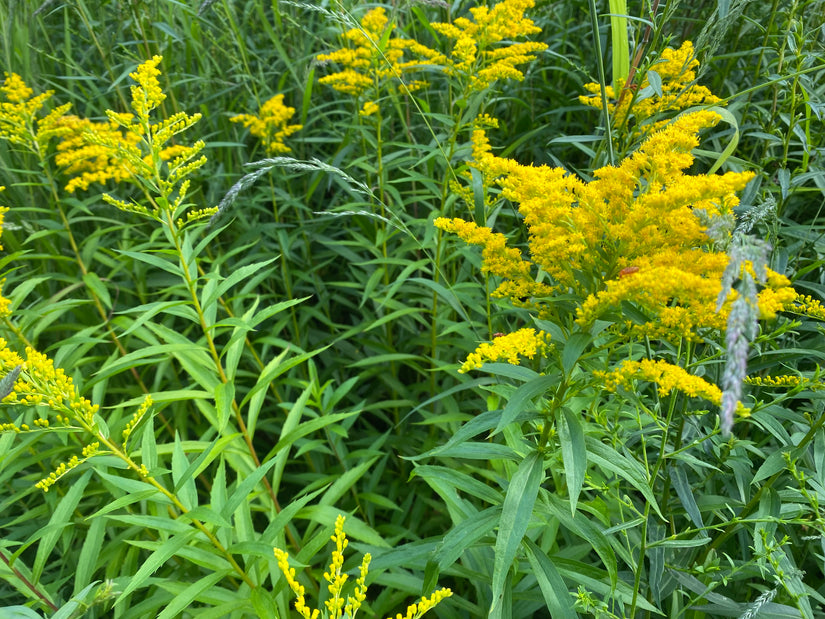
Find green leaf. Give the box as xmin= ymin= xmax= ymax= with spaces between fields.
xmin=203 ymin=258 xmax=279 ymax=310
xmin=156 ymin=570 xmax=230 ymax=619
xmin=433 ymin=507 xmax=499 ymax=570
xmin=74 ymin=517 xmax=106 ymax=595
xmin=114 ymin=530 xmax=199 ymax=604
xmin=669 ymin=464 xmax=706 ymax=531
xmin=561 ymin=332 xmax=592 ymax=376
xmin=704 ymin=106 xmax=741 ymax=175
xmin=493 ymin=374 xmax=558 ymax=436
xmin=558 ymin=407 xmax=586 ymax=515
xmin=172 ymin=432 xmax=198 ymax=510
xmin=141 ymin=417 xmax=158 ymax=474
xmin=82 ymin=271 xmax=112 ymax=309
xmin=33 ymin=470 xmax=92 ymax=582
xmin=524 ymin=538 xmax=576 ymax=619
xmin=222 ymin=457 xmax=279 ymax=518
xmin=490 ymin=451 xmax=544 ymax=618
xmin=320 ymin=455 xmax=380 ymax=506
xmin=586 ymin=437 xmax=663 ymax=519
xmin=542 ymin=495 xmax=618 ymax=590
xmin=214 ymin=382 xmax=234 ymax=434
xmin=0 ymin=607 xmax=45 ymax=619
xmin=250 ymin=588 xmax=281 ymax=619
xmin=263 ymin=411 xmax=359 ymax=462
xmin=116 ymin=249 xmax=183 ymax=278
xmin=412 ymin=465 xmax=503 ymax=506
xmin=608 ymin=0 xmax=629 ymax=89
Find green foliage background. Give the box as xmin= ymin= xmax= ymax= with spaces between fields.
xmin=0 ymin=0 xmax=824 ymax=617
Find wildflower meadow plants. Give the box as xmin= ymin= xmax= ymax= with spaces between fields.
xmin=0 ymin=0 xmax=824 ymax=617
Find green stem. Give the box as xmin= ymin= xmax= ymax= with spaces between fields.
xmin=587 ymin=0 xmax=615 ymax=167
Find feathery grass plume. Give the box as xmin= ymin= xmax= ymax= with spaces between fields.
xmin=580 ymin=41 xmax=722 ymax=141
xmin=738 ymin=588 xmax=778 ymax=619
xmin=211 ymin=156 xmax=372 ymax=225
xmin=317 ymin=6 xmax=445 ymax=99
xmin=230 ymin=94 xmax=302 ymax=154
xmin=274 ymin=515 xmax=451 ymax=619
xmin=716 ymin=235 xmax=772 ymax=435
xmin=430 ymin=0 xmax=548 ymax=92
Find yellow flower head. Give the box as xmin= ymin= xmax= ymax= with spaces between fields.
xmin=441 ymin=109 xmax=797 ymax=345
xmin=580 ymin=41 xmax=722 ymax=141
xmin=318 ymin=7 xmax=444 ymax=97
xmin=231 ymin=94 xmax=302 ymax=154
xmin=0 ymin=72 xmax=69 ymax=152
xmin=129 ymin=55 xmax=166 ymax=123
xmin=430 ymin=0 xmax=547 ymax=91
xmin=460 ymin=328 xmax=550 ymax=373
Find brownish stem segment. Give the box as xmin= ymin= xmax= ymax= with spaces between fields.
xmin=0 ymin=548 xmax=59 ymax=611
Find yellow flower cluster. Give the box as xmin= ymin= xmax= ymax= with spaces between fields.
xmin=0 ymin=188 xmax=9 ymax=318
xmin=129 ymin=55 xmax=166 ymax=124
xmin=744 ymin=374 xmax=825 ymax=391
xmin=2 ymin=58 xmax=206 ymax=207
xmin=388 ymin=588 xmax=455 ymax=619
xmin=2 ymin=345 xmax=99 ymax=424
xmin=231 ymin=94 xmax=302 ymax=154
xmin=580 ymin=41 xmax=722 ymax=140
xmin=274 ymin=515 xmax=451 ymax=619
xmin=35 ymin=441 xmax=99 ymax=492
xmin=0 ymin=72 xmax=73 ymax=154
xmin=439 ymin=109 xmax=797 ymax=343
xmin=317 ymin=7 xmax=445 ymax=98
xmin=788 ymin=294 xmax=825 ymax=321
xmin=459 ymin=328 xmax=550 ymax=373
xmin=54 ymin=115 xmax=144 ymax=192
xmin=598 ymin=358 xmax=723 ymax=405
xmin=274 ymin=546 xmax=318 ymax=619
xmin=430 ymin=0 xmax=548 ymax=91
xmin=317 ymin=0 xmax=546 ymax=102
xmin=121 ymin=394 xmax=153 ymax=445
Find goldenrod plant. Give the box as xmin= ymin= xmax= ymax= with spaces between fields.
xmin=275 ymin=515 xmax=452 ymax=619
xmin=1 ymin=0 xmax=825 ymax=617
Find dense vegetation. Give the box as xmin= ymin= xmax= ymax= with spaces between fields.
xmin=1 ymin=0 xmax=824 ymax=617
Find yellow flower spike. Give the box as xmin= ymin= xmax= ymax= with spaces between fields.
xmin=345 ymin=552 xmax=371 ymax=617
xmin=274 ymin=548 xmax=320 ymax=619
xmin=598 ymin=359 xmax=723 ymax=404
xmin=129 ymin=55 xmax=166 ymax=123
xmin=35 ymin=441 xmax=99 ymax=492
xmin=359 ymin=101 xmax=379 ymax=117
xmin=2 ymin=72 xmax=34 ymax=103
xmin=324 ymin=514 xmax=349 ymax=618
xmin=121 ymin=394 xmax=153 ymax=446
xmin=0 ymin=72 xmax=67 ymax=152
xmin=275 ymin=514 xmax=451 ymax=619
xmin=383 ymin=588 xmax=453 ymax=619
xmin=55 ymin=115 xmax=144 ymax=192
